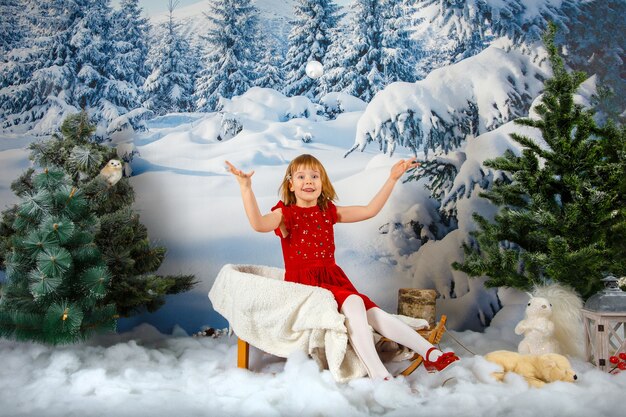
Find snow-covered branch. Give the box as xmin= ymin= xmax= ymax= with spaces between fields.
xmin=348 ymin=46 xmax=550 ymax=157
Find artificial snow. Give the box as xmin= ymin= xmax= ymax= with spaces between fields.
xmin=0 ymin=320 xmax=624 ymax=417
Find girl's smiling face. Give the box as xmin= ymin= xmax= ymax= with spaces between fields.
xmin=290 ymin=166 xmax=322 ymax=207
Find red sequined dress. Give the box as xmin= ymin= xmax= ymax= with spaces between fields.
xmin=271 ymin=201 xmax=377 ymax=311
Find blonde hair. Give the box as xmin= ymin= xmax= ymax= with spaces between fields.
xmin=279 ymin=154 xmax=337 ymax=210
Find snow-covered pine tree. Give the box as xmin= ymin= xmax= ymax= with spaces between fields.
xmin=0 ymin=112 xmax=197 ymax=317
xmin=414 ymin=0 xmax=582 ymax=74
xmin=282 ymin=0 xmax=342 ymax=99
xmin=563 ymin=0 xmax=626 ymax=122
xmin=143 ymin=0 xmax=197 ymax=115
xmin=73 ymin=0 xmax=152 ymax=135
xmin=453 ymin=25 xmax=626 ymax=300
xmin=415 ymin=0 xmax=493 ymax=72
xmin=0 ymin=0 xmax=31 ymax=91
xmin=0 ymin=0 xmax=25 ymax=54
xmin=108 ymin=0 xmax=150 ymax=122
xmin=321 ymin=0 xmax=417 ymax=102
xmin=111 ymin=0 xmax=151 ymax=87
xmin=321 ymin=0 xmax=385 ymax=101
xmin=72 ymin=0 xmax=114 ymax=111
xmin=0 ymin=0 xmax=151 ymax=134
xmin=0 ymin=166 xmax=117 ymax=344
xmin=256 ymin=40 xmax=286 ymax=90
xmin=194 ymin=0 xmax=263 ymax=112
xmin=380 ymin=0 xmax=419 ymax=85
xmin=71 ymin=0 xmax=130 ymax=135
xmin=98 ymin=0 xmax=155 ymax=133
xmin=0 ymin=0 xmax=79 ymax=129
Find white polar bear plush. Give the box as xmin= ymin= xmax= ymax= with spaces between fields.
xmin=515 ymin=296 xmax=560 ymax=355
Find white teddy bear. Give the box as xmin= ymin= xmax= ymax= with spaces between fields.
xmin=515 ymin=296 xmax=560 ymax=355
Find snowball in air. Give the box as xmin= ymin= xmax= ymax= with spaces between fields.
xmin=305 ymin=60 xmax=324 ymax=79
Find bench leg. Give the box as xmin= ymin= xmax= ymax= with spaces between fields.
xmin=237 ymin=338 xmax=250 ymax=369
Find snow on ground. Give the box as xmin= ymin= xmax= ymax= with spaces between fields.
xmin=0 ymin=317 xmax=624 ymax=417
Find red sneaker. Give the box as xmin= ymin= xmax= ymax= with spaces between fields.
xmin=423 ymin=347 xmax=459 ymax=373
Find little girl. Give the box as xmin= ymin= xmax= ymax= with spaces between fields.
xmin=226 ymin=154 xmax=458 ymax=379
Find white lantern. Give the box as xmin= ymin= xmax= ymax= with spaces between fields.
xmin=305 ymin=60 xmax=324 ymax=79
xmin=581 ymin=275 xmax=626 ymax=372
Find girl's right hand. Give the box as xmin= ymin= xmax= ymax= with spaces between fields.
xmin=389 ymin=157 xmax=420 ymax=180
xmin=225 ymin=160 xmax=255 ymax=187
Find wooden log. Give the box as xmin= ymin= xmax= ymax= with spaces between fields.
xmin=397 ymin=288 xmax=438 ymax=328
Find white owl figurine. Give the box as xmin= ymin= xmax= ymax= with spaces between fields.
xmin=514 ymin=296 xmax=560 ymax=355
xmin=99 ymin=159 xmax=123 ymax=186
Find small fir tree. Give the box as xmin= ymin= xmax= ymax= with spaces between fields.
xmin=453 ymin=24 xmax=626 ymax=299
xmin=0 ymin=112 xmax=196 ymax=319
xmin=0 ymin=167 xmax=116 ymax=344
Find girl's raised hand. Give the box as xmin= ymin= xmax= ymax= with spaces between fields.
xmin=225 ymin=160 xmax=255 ymax=187
xmin=390 ymin=157 xmax=420 ymax=180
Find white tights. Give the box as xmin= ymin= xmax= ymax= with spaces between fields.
xmin=340 ymin=294 xmax=442 ymax=379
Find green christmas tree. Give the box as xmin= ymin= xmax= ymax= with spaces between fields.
xmin=453 ymin=24 xmax=626 ymax=300
xmin=1 ymin=112 xmax=196 ymax=327
xmin=0 ymin=168 xmax=116 ymax=344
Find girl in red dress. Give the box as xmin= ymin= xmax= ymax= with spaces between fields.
xmin=226 ymin=154 xmax=458 ymax=379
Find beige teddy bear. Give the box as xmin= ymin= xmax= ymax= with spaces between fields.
xmin=484 ymin=350 xmax=578 ymax=388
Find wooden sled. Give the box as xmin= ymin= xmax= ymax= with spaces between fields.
xmin=376 ymin=314 xmax=447 ymax=376
xmin=236 ymin=314 xmax=447 ymax=377
xmin=237 ymin=338 xmax=251 ymax=369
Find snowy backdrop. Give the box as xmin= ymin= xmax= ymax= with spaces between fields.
xmin=1 ymin=1 xmax=625 ymax=415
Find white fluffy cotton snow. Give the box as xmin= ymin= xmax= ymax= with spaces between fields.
xmin=0 ymin=320 xmax=624 ymax=417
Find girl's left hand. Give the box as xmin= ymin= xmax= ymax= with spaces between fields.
xmin=390 ymin=157 xmax=420 ymax=180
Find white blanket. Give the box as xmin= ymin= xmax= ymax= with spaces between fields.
xmin=209 ymin=264 xmax=366 ymax=381
xmin=208 ymin=264 xmax=428 ymax=382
